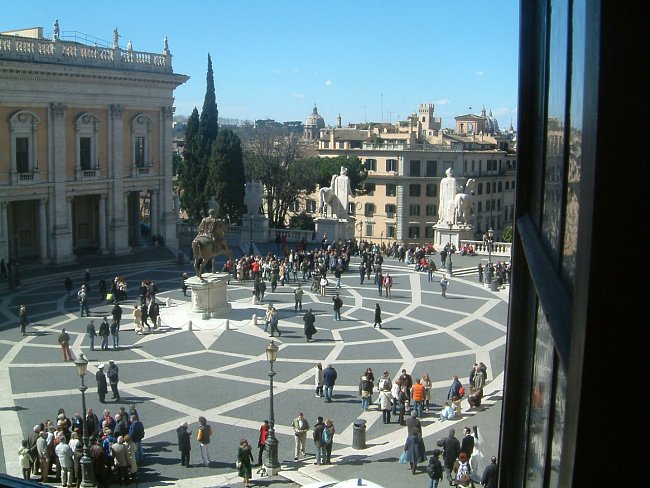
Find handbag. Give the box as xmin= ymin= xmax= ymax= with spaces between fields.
xmin=236 ymin=460 xmax=242 ymax=469
xmin=399 ymin=450 xmax=408 ymax=464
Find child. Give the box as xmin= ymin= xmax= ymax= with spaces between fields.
xmin=18 ymin=439 xmax=33 ymax=480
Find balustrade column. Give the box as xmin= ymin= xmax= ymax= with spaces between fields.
xmin=98 ymin=194 xmax=107 ymax=253
xmin=39 ymin=199 xmax=48 ymax=262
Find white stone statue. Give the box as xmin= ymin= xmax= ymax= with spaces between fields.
xmin=113 ymin=28 xmax=119 ymax=49
xmin=319 ymin=166 xmax=352 ymax=218
xmin=244 ymin=180 xmax=264 ymax=215
xmin=163 ymin=35 xmax=170 ymax=54
xmin=438 ymin=167 xmax=459 ymax=224
xmin=453 ymin=179 xmax=476 ymax=226
xmin=53 ymin=20 xmax=60 ymax=41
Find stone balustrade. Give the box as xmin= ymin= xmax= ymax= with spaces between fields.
xmin=460 ymin=239 xmax=512 ymax=257
xmin=0 ymin=33 xmax=172 ymax=73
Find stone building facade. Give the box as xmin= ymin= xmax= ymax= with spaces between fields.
xmin=0 ymin=26 xmax=188 ymax=264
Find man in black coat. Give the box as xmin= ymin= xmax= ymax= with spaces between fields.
xmin=303 ymin=309 xmax=317 ymax=342
xmin=112 ymin=303 xmax=122 ymax=329
xmin=481 ymin=456 xmax=499 ymax=487
xmin=177 ymin=422 xmax=191 ymax=467
xmin=439 ymin=428 xmax=460 ymax=483
xmin=460 ymin=426 xmax=475 ymax=460
xmin=107 ymin=360 xmax=120 ymax=401
xmin=405 ymin=411 xmax=422 ymax=436
xmin=96 ymin=365 xmax=108 ymax=403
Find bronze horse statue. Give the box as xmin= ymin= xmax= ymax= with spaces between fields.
xmin=192 ymin=219 xmax=232 ymax=280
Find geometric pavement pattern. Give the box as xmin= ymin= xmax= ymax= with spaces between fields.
xmin=0 ymin=255 xmax=507 ymax=486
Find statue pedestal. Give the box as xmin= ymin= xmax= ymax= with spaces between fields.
xmin=186 ymin=273 xmax=231 ymax=318
xmin=434 ymin=223 xmax=474 ymax=249
xmin=241 ymin=214 xmax=269 ymax=244
xmin=315 ymin=217 xmax=353 ymax=243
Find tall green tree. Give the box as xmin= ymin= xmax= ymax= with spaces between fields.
xmin=177 ymin=108 xmax=206 ymax=223
xmin=207 ymin=129 xmax=245 ymax=223
xmin=199 ymin=53 xmax=219 ymax=155
xmin=314 ymin=154 xmax=368 ymax=192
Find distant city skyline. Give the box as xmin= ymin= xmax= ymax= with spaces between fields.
xmin=2 ymin=0 xmax=519 ymax=128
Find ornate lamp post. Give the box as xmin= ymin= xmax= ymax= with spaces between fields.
xmin=264 ymin=340 xmax=280 ymax=473
xmin=447 ymin=220 xmax=454 ymax=276
xmin=73 ymin=353 xmax=95 ymax=487
xmin=487 ymin=228 xmax=494 ymax=267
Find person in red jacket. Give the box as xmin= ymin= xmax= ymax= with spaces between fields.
xmin=256 ymin=420 xmax=269 ymax=468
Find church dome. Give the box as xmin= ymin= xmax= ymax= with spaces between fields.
xmin=305 ymin=104 xmax=325 ymax=128
xmin=484 ymin=109 xmax=500 ymax=135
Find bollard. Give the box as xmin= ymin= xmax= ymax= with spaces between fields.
xmin=252 ymin=314 xmax=258 ymax=326
xmin=157 ymin=316 xmax=162 ymax=329
xmin=188 ymin=320 xmax=192 ymax=331
xmin=352 ymin=419 xmax=367 ymax=449
xmin=225 ymin=319 xmax=230 ymax=330
xmin=166 ymin=297 xmax=171 ymax=308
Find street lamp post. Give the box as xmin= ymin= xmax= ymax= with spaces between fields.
xmin=73 ymin=353 xmax=96 ymax=487
xmin=487 ymin=228 xmax=497 ymax=290
xmin=264 ymin=340 xmax=280 ymax=473
xmin=447 ymin=220 xmax=453 ymax=276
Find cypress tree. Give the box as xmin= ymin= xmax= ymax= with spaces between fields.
xmin=178 ymin=108 xmax=205 ymax=223
xmin=199 ymin=53 xmax=219 ymax=156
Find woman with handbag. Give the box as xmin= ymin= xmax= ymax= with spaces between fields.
xmin=237 ymin=438 xmax=254 ymax=487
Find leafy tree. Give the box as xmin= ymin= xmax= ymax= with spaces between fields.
xmin=315 ymin=154 xmax=368 ymax=194
xmin=502 ymin=225 xmax=513 ymax=242
xmin=289 ymin=212 xmax=315 ymax=230
xmin=207 ymin=129 xmax=245 ymax=223
xmin=244 ymin=128 xmax=319 ymax=228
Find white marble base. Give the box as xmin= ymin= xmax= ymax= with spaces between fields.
xmin=315 ymin=217 xmax=353 ymax=242
xmin=186 ymin=273 xmax=231 ymax=316
xmin=433 ymin=223 xmax=474 ymax=249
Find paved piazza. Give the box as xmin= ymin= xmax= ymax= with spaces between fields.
xmin=0 ymin=251 xmax=508 ymax=487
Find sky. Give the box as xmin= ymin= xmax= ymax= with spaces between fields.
xmin=2 ymin=0 xmax=520 ymax=129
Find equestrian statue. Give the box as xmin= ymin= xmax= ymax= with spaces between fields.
xmin=192 ymin=209 xmax=232 ymax=280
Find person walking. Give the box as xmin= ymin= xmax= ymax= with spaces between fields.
xmin=110 ymin=320 xmax=119 ymax=350
xmin=378 ymin=385 xmax=393 ymax=424
xmin=294 ymin=284 xmax=304 ymax=311
xmin=383 ymin=272 xmax=393 ymax=299
xmin=312 ymin=416 xmax=326 ymax=465
xmin=78 ymin=285 xmax=90 ymax=317
xmin=427 ymin=448 xmax=444 ymax=488
xmin=481 ymin=456 xmax=499 ymax=487
xmin=461 ymin=426 xmax=475 ymax=461
xmin=98 ymin=317 xmax=110 ymax=350
xmin=403 ymin=427 xmax=426 ymax=475
xmin=332 ymin=293 xmax=343 ymax=321
xmin=149 ymin=300 xmax=160 ymax=330
xmin=58 ymin=328 xmax=73 ymax=362
xmin=181 ymin=273 xmax=189 ymax=296
xmin=373 ymin=303 xmax=382 ymax=328
xmin=19 ymin=304 xmax=28 ymax=336
xmin=132 ymin=305 xmax=143 ymax=334
xmin=359 ymin=373 xmax=373 ymax=411
xmin=197 ymin=416 xmax=212 ymax=467
xmin=322 ymin=364 xmax=337 ymax=403
xmin=177 ymin=422 xmax=191 ymax=467
xmin=440 ymin=428 xmax=461 ymax=484
xmin=269 ymin=307 xmax=281 ymax=337
xmin=111 ymin=436 xmax=130 ymax=485
xmin=96 ymin=364 xmax=108 ymax=403
xmin=140 ymin=303 xmax=150 ymax=332
xmin=421 ymin=373 xmax=433 ymax=412
xmin=263 ymin=303 xmax=273 ymax=333
xmin=112 ymin=302 xmax=122 ymax=329
xmin=292 ymin=412 xmax=310 ymax=461
xmin=18 ymin=439 xmax=33 ymax=480
xmin=128 ymin=415 xmax=145 ymax=464
xmin=334 ymin=266 xmax=342 ymax=289
xmin=323 ymin=419 xmax=335 ymax=464
xmin=303 ymin=308 xmax=317 ymax=342
xmin=237 ymin=438 xmax=254 ymax=487
xmin=86 ymin=320 xmax=97 ymax=351
xmin=107 ymin=360 xmax=120 ymax=401
xmin=314 ymin=363 xmax=324 ymax=398
xmin=412 ymin=379 xmax=425 ymax=417
xmin=376 ymin=270 xmax=384 ymax=296
xmin=257 ymin=420 xmax=269 ymax=468
xmin=440 ymin=274 xmax=450 ymax=298
xmin=319 ymin=275 xmax=328 ymax=296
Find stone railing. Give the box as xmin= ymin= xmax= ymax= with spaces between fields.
xmin=11 ymin=171 xmax=40 ymax=184
xmin=0 ymin=33 xmax=172 ymax=73
xmin=460 ymin=239 xmax=512 ymax=257
xmin=269 ymin=228 xmax=319 ymax=243
xmin=361 ymin=142 xmax=462 ymax=152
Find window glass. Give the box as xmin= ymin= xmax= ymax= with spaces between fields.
xmin=386 ymin=184 xmax=397 ymax=197
xmin=15 ymin=137 xmax=29 ymax=173
xmin=365 ymin=158 xmax=377 ymax=171
xmin=135 ymin=136 xmax=146 ymax=166
xmin=525 ymin=305 xmax=555 ymax=488
xmin=80 ymin=137 xmax=92 ymax=170
xmin=425 ymin=227 xmax=434 ymax=238
xmin=548 ymin=365 xmax=567 ymax=487
xmin=409 ymin=204 xmax=420 ymax=216
xmin=426 ymin=160 xmax=437 ymax=177
xmin=425 ymin=204 xmax=436 ymax=216
xmin=410 ymin=160 xmax=421 ymax=177
xmin=409 ymin=184 xmax=421 ymax=197
xmin=426 ymin=183 xmax=437 ymax=197
xmin=386 ymin=159 xmax=398 ymax=172
xmin=387 ymin=225 xmax=396 ymax=238
xmin=408 ymin=226 xmax=419 ymax=238
xmin=541 ymin=0 xmax=569 ymax=265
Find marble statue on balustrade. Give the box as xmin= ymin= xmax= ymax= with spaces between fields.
xmin=438 ymin=167 xmax=460 ymax=224
xmin=244 ymin=180 xmax=264 ymax=216
xmin=319 ymin=166 xmax=352 ymax=219
xmin=113 ymin=28 xmax=120 ymax=49
xmin=453 ymin=179 xmax=476 ymax=227
xmin=53 ymin=20 xmax=60 ymax=41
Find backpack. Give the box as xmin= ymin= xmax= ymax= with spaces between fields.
xmin=362 ymin=379 xmax=372 ymax=392
xmin=427 ymin=459 xmax=443 ymax=480
xmin=458 ymin=386 xmax=465 ymax=397
xmin=322 ymin=428 xmax=332 ymax=444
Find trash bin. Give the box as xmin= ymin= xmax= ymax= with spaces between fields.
xmin=490 ymin=280 xmax=499 ymax=291
xmin=352 ymin=419 xmax=367 ymax=449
